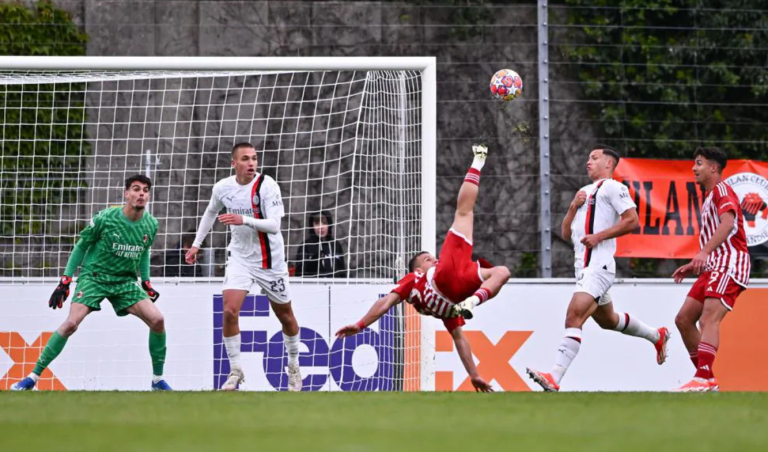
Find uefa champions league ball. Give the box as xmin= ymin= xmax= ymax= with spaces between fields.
xmin=489 ymin=69 xmax=523 ymax=101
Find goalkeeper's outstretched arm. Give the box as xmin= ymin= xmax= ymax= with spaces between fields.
xmin=50 ymin=214 xmax=101 ymax=309
xmin=335 ymin=293 xmax=402 ymax=338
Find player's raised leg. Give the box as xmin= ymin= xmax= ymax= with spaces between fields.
xmin=450 ymin=144 xmax=487 ymax=242
xmin=220 ymin=289 xmax=249 ymax=391
xmin=12 ymin=302 xmax=93 ymax=390
xmin=591 ymin=298 xmax=669 ymax=365
xmin=675 ymin=296 xmax=704 ymax=369
xmin=271 ymin=300 xmax=302 ymax=391
xmin=126 ymin=299 xmax=171 ymax=391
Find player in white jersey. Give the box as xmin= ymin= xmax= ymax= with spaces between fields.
xmin=186 ymin=142 xmax=302 ymax=391
xmin=527 ymin=146 xmax=670 ymax=391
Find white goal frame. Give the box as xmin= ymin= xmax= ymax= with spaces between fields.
xmin=0 ymin=56 xmax=438 ymax=391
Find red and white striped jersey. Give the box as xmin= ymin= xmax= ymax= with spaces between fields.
xmin=391 ymin=267 xmax=466 ymax=331
xmin=701 ymin=182 xmax=750 ymax=287
xmin=199 ymin=173 xmax=286 ymax=270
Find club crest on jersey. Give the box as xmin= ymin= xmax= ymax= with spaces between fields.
xmin=725 ymin=172 xmax=768 ymax=246
xmin=252 ymin=193 xmax=260 ymax=206
xmin=77 ymin=291 xmax=83 ymax=299
xmin=143 ymin=234 xmax=148 ymax=243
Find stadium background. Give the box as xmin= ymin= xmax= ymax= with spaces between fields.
xmin=3 ymin=0 xmax=766 ymax=280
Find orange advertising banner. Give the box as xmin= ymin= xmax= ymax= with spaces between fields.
xmin=614 ymin=159 xmax=768 ymax=259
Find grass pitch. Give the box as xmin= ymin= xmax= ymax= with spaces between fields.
xmin=1 ymin=392 xmax=766 ymax=452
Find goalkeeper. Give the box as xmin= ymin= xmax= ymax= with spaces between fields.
xmin=12 ymin=175 xmax=171 ymax=391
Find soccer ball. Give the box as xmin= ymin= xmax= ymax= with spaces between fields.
xmin=489 ymin=69 xmax=523 ymax=101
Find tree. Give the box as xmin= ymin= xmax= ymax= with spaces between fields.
xmin=0 ymin=0 xmax=89 ymax=244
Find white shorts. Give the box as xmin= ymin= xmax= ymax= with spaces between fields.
xmin=223 ymin=257 xmax=292 ymax=304
xmin=574 ymin=267 xmax=614 ymax=306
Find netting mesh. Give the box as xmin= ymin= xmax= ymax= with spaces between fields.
xmin=0 ymin=69 xmax=424 ymax=281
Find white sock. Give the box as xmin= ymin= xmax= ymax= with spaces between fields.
xmin=614 ymin=312 xmax=659 ymax=343
xmin=283 ymin=332 xmax=300 ymax=367
xmin=152 ymin=375 xmax=163 ymax=384
xmin=224 ymin=334 xmax=242 ymax=370
xmin=471 ymin=156 xmax=485 ymax=171
xmin=28 ymin=372 xmax=39 ymax=383
xmin=551 ymin=328 xmax=582 ymax=384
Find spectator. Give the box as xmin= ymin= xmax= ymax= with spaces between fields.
xmin=163 ymin=232 xmax=201 ymax=277
xmin=294 ymin=210 xmax=347 ymax=278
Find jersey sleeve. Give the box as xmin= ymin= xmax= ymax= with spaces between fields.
xmin=390 ymin=273 xmax=416 ymax=300
xmin=608 ymin=181 xmax=637 ymax=215
xmin=193 ymin=184 xmax=224 ymax=248
xmin=715 ymin=187 xmax=738 ymax=217
xmin=63 ymin=210 xmax=105 ymax=276
xmin=262 ymin=177 xmax=286 ymax=219
xmin=442 ymin=316 xmax=466 ymax=333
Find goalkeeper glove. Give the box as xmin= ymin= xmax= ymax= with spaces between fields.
xmin=49 ymin=276 xmax=72 ymax=310
xmin=142 ymin=280 xmax=160 ymax=302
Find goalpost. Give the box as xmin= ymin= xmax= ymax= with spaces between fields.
xmin=0 ymin=57 xmax=437 ymax=391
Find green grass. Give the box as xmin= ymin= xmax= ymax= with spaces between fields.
xmin=1 ymin=392 xmax=767 ymax=452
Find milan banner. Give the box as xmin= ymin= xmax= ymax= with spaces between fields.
xmin=614 ymin=159 xmax=768 ymax=258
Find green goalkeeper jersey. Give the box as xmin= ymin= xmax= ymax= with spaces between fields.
xmin=64 ymin=207 xmax=158 ymax=283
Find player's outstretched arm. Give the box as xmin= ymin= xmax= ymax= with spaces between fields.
xmin=451 ymin=326 xmax=493 ymax=392
xmin=187 ymin=188 xmax=224 ymax=264
xmin=335 ymin=293 xmax=401 ymax=338
xmin=219 ymin=214 xmax=280 ymax=235
xmin=690 ymin=211 xmax=735 ymax=274
xmin=581 ymin=208 xmax=639 ymax=249
xmin=139 ymin=247 xmax=160 ymax=302
xmin=51 ymin=213 xmax=102 ymax=309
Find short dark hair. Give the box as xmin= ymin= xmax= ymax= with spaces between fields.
xmin=694 ymin=146 xmax=728 ymax=172
xmin=125 ymin=174 xmax=152 ymax=190
xmin=408 ymin=251 xmax=429 ymax=272
xmin=595 ymin=144 xmax=620 ymax=168
xmin=232 ymin=142 xmax=255 ymax=157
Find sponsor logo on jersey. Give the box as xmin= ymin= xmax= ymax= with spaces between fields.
xmin=725 ymin=172 xmax=768 ymax=246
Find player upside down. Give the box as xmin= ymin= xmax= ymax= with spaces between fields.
xmin=335 ymin=144 xmax=511 ymax=392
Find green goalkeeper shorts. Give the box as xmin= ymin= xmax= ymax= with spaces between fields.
xmin=72 ymin=277 xmax=147 ymax=316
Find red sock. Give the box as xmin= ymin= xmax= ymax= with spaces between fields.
xmin=474 ymin=288 xmax=491 ymax=305
xmin=694 ymin=342 xmax=717 ymax=380
xmin=689 ymin=351 xmax=698 ymax=368
xmin=464 ymin=168 xmax=481 ymax=186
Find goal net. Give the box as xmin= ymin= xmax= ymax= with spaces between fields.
xmin=0 ymin=57 xmax=436 ymax=391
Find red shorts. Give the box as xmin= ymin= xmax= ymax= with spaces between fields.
xmin=687 ymin=271 xmax=746 ymax=311
xmin=433 ymin=229 xmax=483 ymax=302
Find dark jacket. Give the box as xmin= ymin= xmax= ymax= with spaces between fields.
xmin=294 ymin=211 xmax=347 ymax=278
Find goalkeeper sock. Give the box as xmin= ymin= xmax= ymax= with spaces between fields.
xmin=284 ymin=332 xmax=300 ymax=367
xmin=149 ymin=330 xmax=167 ymax=377
xmin=33 ymin=331 xmax=68 ymax=376
xmin=224 ymin=334 xmax=242 ymax=370
xmin=551 ymin=328 xmax=582 ymax=384
xmin=613 ymin=312 xmax=660 ymax=343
